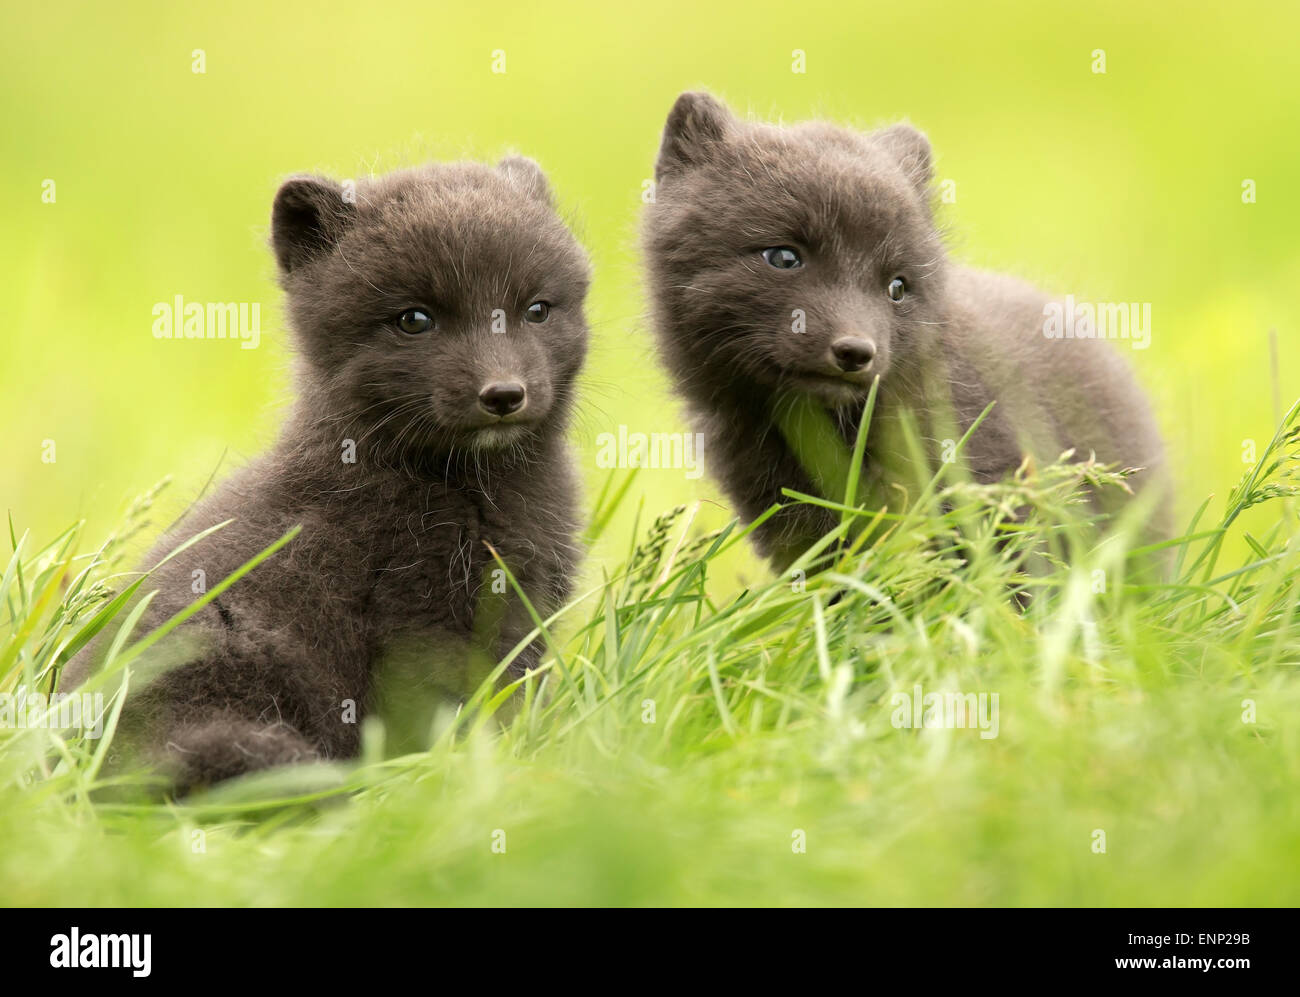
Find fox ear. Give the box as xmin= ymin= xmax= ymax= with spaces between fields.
xmin=874 ymin=124 xmax=933 ymax=193
xmin=271 ymin=175 xmax=352 ymax=274
xmin=655 ymin=91 xmax=733 ymax=181
xmin=498 ymin=155 xmax=553 ymax=206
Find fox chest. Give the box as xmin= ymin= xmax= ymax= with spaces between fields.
xmin=364 ymin=496 xmax=554 ymax=634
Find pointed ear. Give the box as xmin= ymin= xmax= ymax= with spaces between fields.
xmin=655 ymin=91 xmax=733 ymax=181
xmin=271 ymin=175 xmax=352 ymax=274
xmin=498 ymin=155 xmax=553 ymax=206
xmin=874 ymin=124 xmax=933 ymax=193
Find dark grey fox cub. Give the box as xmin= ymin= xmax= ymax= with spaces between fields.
xmin=643 ymin=91 xmax=1169 ymax=571
xmin=62 ymin=156 xmax=590 ymax=794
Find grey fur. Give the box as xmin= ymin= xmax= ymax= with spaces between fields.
xmin=643 ymin=92 xmax=1170 ymax=570
xmin=62 ymin=158 xmax=590 ymax=794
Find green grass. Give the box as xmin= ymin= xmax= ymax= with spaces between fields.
xmin=2 ymin=401 xmax=1297 ymax=907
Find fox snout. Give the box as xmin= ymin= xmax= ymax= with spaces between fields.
xmin=478 ymin=380 xmax=527 ymax=418
xmin=829 ymin=336 xmax=877 ymax=373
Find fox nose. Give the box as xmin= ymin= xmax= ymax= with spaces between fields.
xmin=478 ymin=381 xmax=527 ymax=417
xmin=830 ymin=337 xmax=876 ymax=373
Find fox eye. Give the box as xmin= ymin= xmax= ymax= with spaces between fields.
xmin=761 ymin=246 xmax=802 ymax=270
xmin=887 ymin=277 xmax=907 ymax=302
xmin=397 ymin=308 xmax=434 ymax=334
xmin=524 ymin=301 xmax=550 ymax=323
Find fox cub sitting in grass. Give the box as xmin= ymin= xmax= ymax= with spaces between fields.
xmin=642 ymin=91 xmax=1169 ymax=571
xmin=62 ymin=156 xmax=591 ymax=795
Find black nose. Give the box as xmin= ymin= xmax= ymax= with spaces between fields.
xmin=478 ymin=381 xmax=527 ymax=417
xmin=830 ymin=337 xmax=876 ymax=372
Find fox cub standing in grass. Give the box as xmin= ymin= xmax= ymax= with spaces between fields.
xmin=62 ymin=157 xmax=591 ymax=795
xmin=643 ymin=91 xmax=1170 ymax=570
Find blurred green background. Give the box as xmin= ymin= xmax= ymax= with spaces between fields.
xmin=3 ymin=0 xmax=1297 ymax=584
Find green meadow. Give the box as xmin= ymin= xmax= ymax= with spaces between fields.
xmin=2 ymin=0 xmax=1298 ymax=906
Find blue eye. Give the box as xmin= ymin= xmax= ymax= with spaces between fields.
xmin=761 ymin=246 xmax=802 ymax=269
xmin=887 ymin=277 xmax=907 ymax=302
xmin=397 ymin=308 xmax=433 ymax=334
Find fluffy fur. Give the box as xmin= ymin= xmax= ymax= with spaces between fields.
xmin=643 ymin=92 xmax=1170 ymax=570
xmin=62 ymin=156 xmax=590 ymax=794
